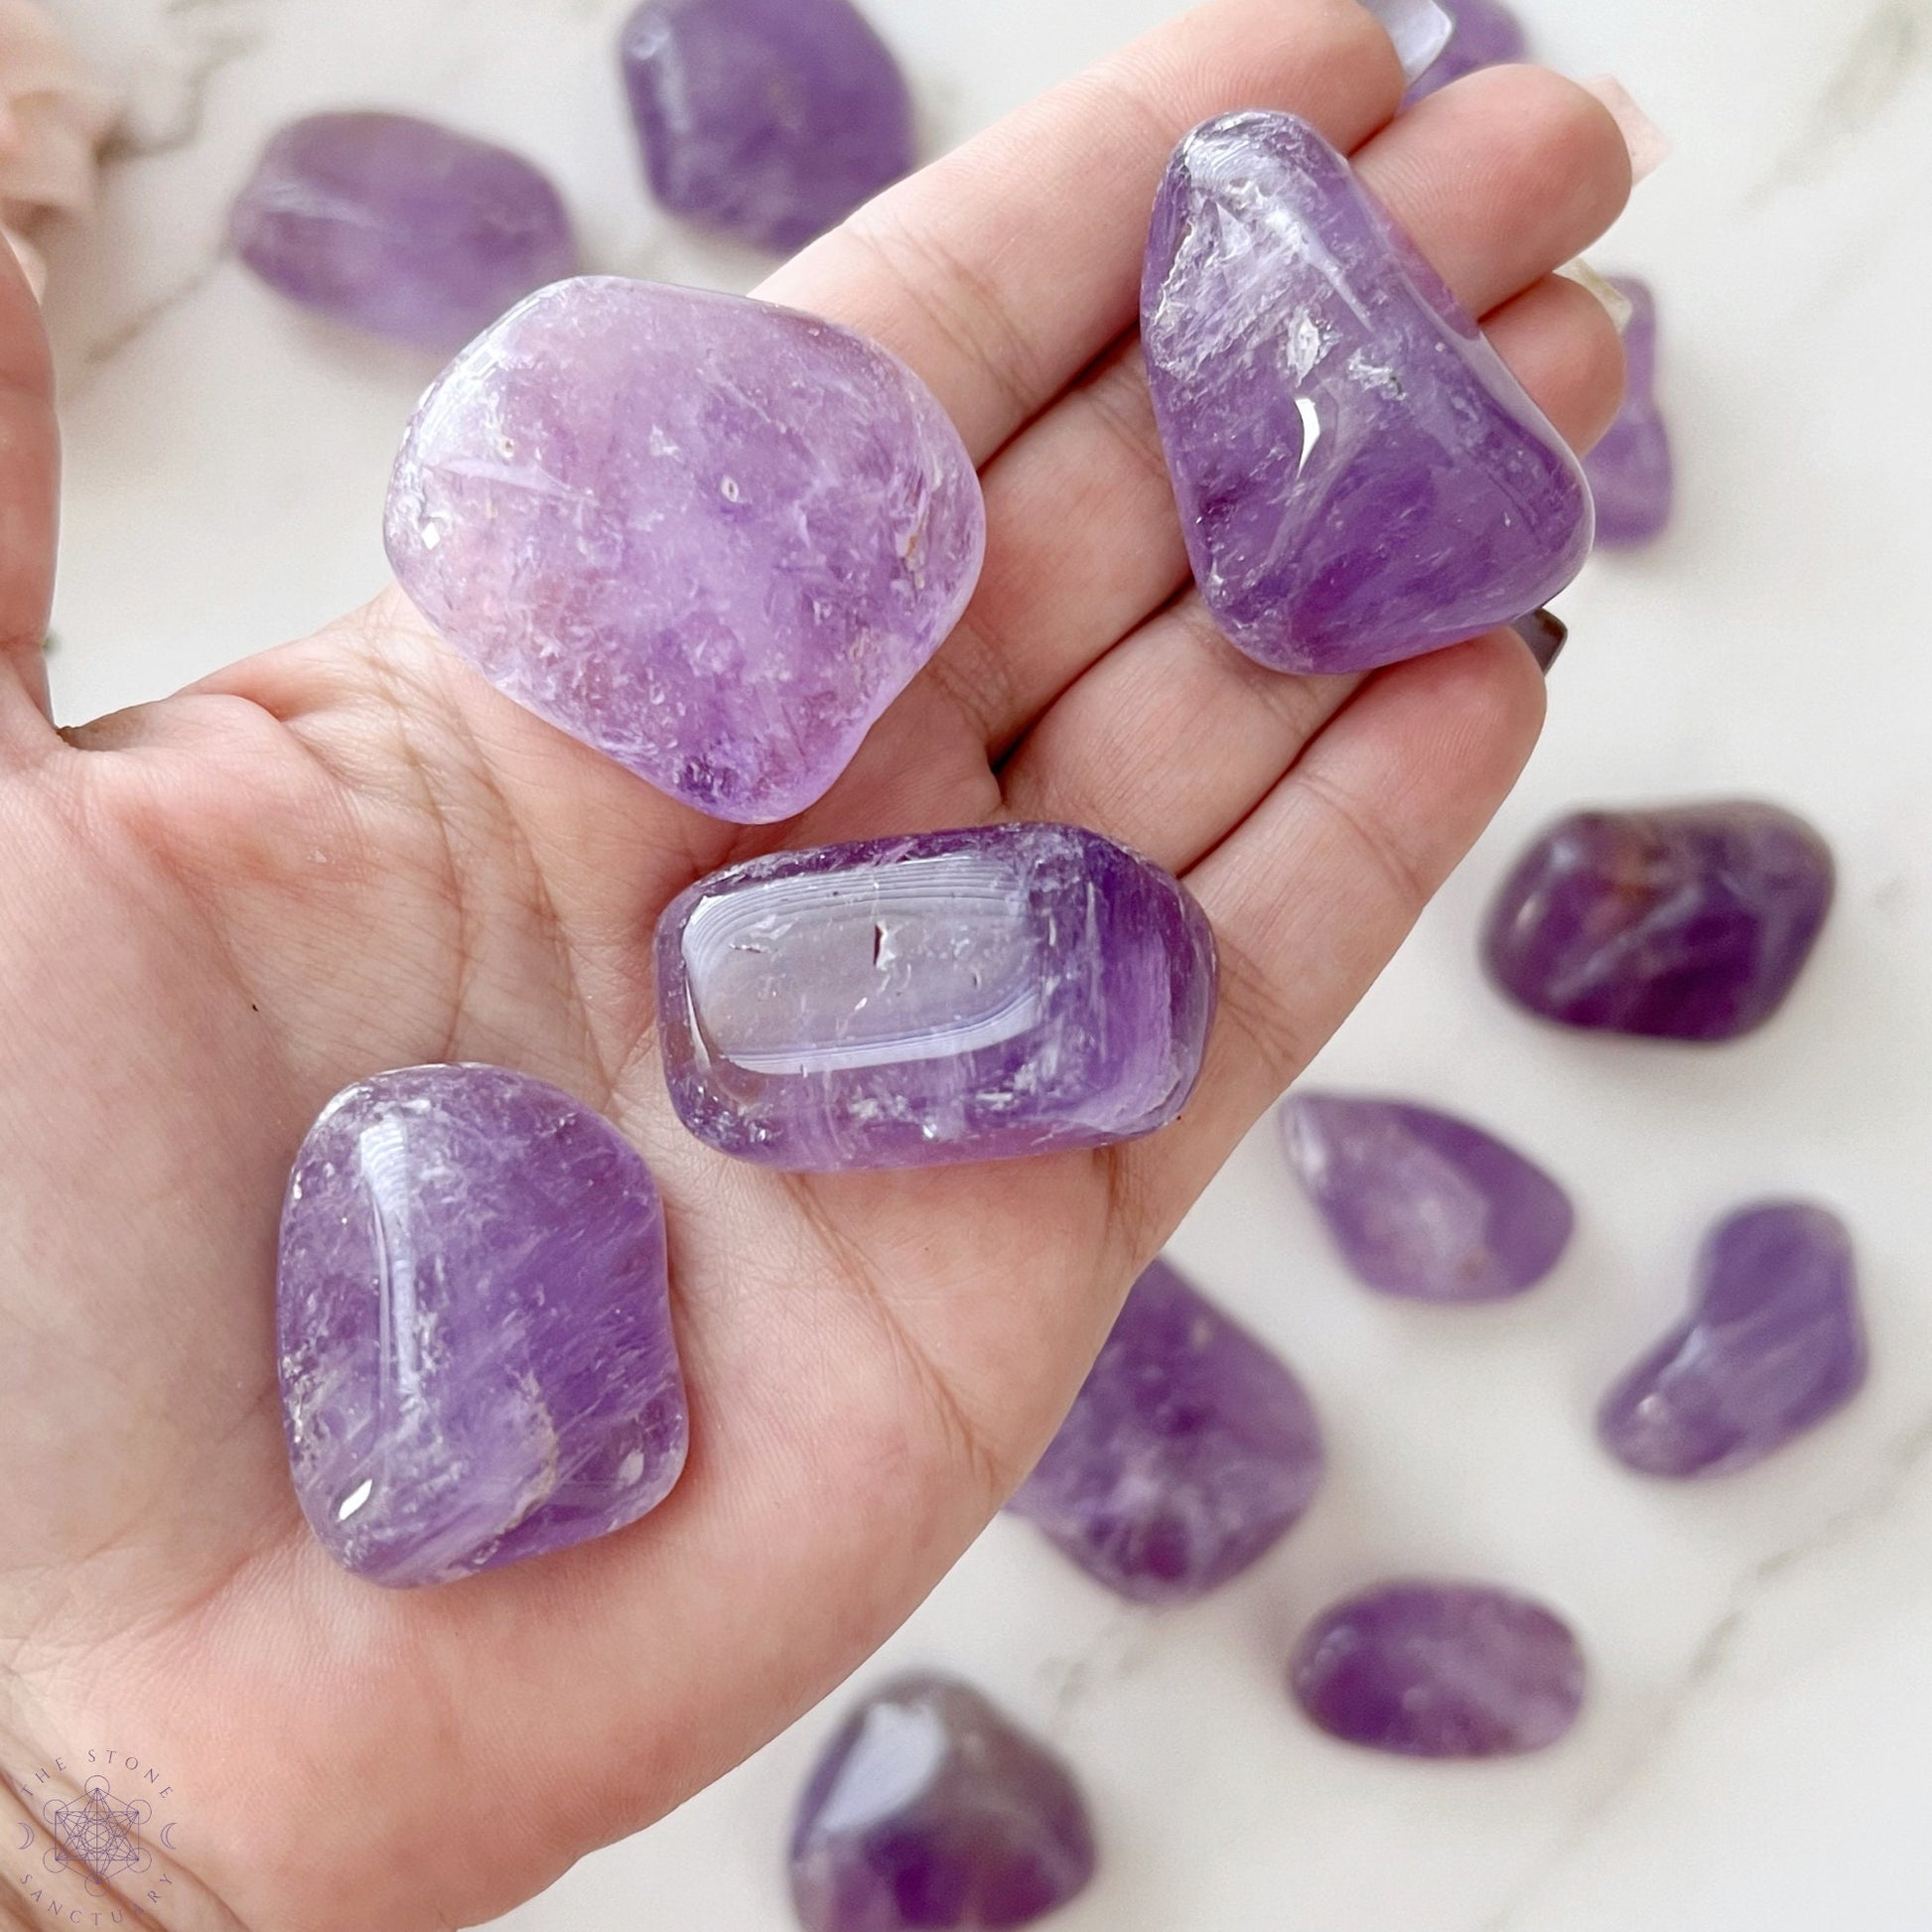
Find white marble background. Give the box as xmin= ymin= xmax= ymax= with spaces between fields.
xmin=33 ymin=0 xmax=1932 ymax=1924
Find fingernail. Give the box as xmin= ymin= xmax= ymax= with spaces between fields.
xmin=1512 ymin=609 xmax=1569 ymax=674
xmin=1581 ymin=74 xmax=1671 ymax=184
xmin=1558 ymin=256 xmax=1634 ymax=333
xmin=1361 ymin=0 xmax=1454 ymax=84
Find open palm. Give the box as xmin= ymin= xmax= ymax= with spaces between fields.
xmin=0 ymin=2 xmax=1630 ymax=1924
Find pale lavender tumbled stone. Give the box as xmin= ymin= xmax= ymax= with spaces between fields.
xmin=655 ymin=823 xmax=1217 ymax=1170
xmin=1292 ymin=1582 xmax=1587 ymax=1757
xmin=1599 ymin=1201 xmax=1866 ymax=1479
xmin=277 ymin=1064 xmax=688 ymax=1588
xmin=621 ymin=0 xmax=915 ymax=252
xmin=1584 ymin=277 xmax=1676 ymax=547
xmin=1281 ymin=1093 xmax=1575 ymax=1303
xmin=230 ymin=112 xmax=579 ymax=352
xmin=1143 ymin=112 xmax=1592 ymax=676
xmin=791 ymin=1676 xmax=1097 ymax=1932
xmin=1008 ymin=1259 xmax=1323 ymax=1604
xmin=385 ymin=276 xmax=984 ymax=823
xmin=1405 ymin=0 xmax=1529 ymax=101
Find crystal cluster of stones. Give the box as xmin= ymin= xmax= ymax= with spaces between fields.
xmin=1599 ymin=1201 xmax=1866 ymax=1478
xmin=1281 ymin=1093 xmax=1575 ymax=1303
xmin=1583 ymin=276 xmax=1677 ymax=547
xmin=1484 ymin=802 xmax=1835 ymax=1041
xmin=276 ymin=1065 xmax=688 ymax=1588
xmin=790 ymin=1676 xmax=1096 ymax=1932
xmin=1008 ymin=1259 xmax=1324 ymax=1603
xmin=1142 ymin=111 xmax=1592 ymax=676
xmin=1405 ymin=0 xmax=1528 ymax=100
xmin=655 ymin=823 xmax=1217 ymax=1170
xmin=385 ymin=276 xmax=985 ymax=823
xmin=621 ymin=0 xmax=915 ymax=252
xmin=230 ymin=112 xmax=579 ymax=353
xmin=1291 ymin=1581 xmax=1587 ymax=1757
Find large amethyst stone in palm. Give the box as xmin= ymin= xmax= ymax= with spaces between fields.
xmin=385 ymin=276 xmax=984 ymax=824
xmin=655 ymin=824 xmax=1217 ymax=1170
xmin=1142 ymin=112 xmax=1591 ymax=676
xmin=1484 ymin=802 xmax=1835 ymax=1040
xmin=621 ymin=0 xmax=915 ymax=252
xmin=230 ymin=112 xmax=578 ymax=353
xmin=277 ymin=1065 xmax=688 ymax=1587
xmin=1008 ymin=1259 xmax=1323 ymax=1604
xmin=1599 ymin=1201 xmax=1866 ymax=1478
xmin=1584 ymin=277 xmax=1676 ymax=547
xmin=1405 ymin=0 xmax=1529 ymax=101
xmin=791 ymin=1676 xmax=1096 ymax=1932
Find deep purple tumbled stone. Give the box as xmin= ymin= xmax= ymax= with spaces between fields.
xmin=385 ymin=276 xmax=984 ymax=824
xmin=1007 ymin=1259 xmax=1323 ymax=1604
xmin=1583 ymin=277 xmax=1676 ymax=548
xmin=1142 ymin=112 xmax=1592 ymax=676
xmin=655 ymin=824 xmax=1217 ymax=1170
xmin=1291 ymin=1581 xmax=1587 ymax=1758
xmin=791 ymin=1675 xmax=1097 ymax=1932
xmin=1281 ymin=1093 xmax=1575 ymax=1303
xmin=1483 ymin=801 xmax=1835 ymax=1041
xmin=621 ymin=0 xmax=915 ymax=253
xmin=276 ymin=1064 xmax=688 ymax=1588
xmin=1598 ymin=1201 xmax=1866 ymax=1479
xmin=1405 ymin=0 xmax=1529 ymax=101
xmin=229 ymin=112 xmax=579 ymax=353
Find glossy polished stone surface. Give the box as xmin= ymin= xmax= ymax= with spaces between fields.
xmin=1142 ymin=111 xmax=1592 ymax=676
xmin=277 ymin=1064 xmax=687 ymax=1587
xmin=1008 ymin=1258 xmax=1323 ymax=1604
xmin=1292 ymin=1581 xmax=1587 ymax=1758
xmin=791 ymin=1675 xmax=1096 ymax=1931
xmin=230 ymin=111 xmax=578 ymax=352
xmin=1405 ymin=0 xmax=1528 ymax=100
xmin=385 ymin=276 xmax=984 ymax=823
xmin=1281 ymin=1093 xmax=1575 ymax=1303
xmin=1599 ymin=1201 xmax=1866 ymax=1479
xmin=1483 ymin=802 xmax=1835 ymax=1041
xmin=621 ymin=0 xmax=915 ymax=252
xmin=655 ymin=824 xmax=1217 ymax=1170
xmin=1584 ymin=276 xmax=1676 ymax=547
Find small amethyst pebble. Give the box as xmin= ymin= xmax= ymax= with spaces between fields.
xmin=1483 ymin=802 xmax=1835 ymax=1041
xmin=1008 ymin=1258 xmax=1324 ymax=1604
xmin=277 ymin=1064 xmax=688 ymax=1588
xmin=230 ymin=112 xmax=578 ymax=352
xmin=1291 ymin=1581 xmax=1587 ymax=1758
xmin=655 ymin=823 xmax=1217 ymax=1171
xmin=621 ymin=0 xmax=915 ymax=252
xmin=1405 ymin=0 xmax=1529 ymax=101
xmin=1281 ymin=1093 xmax=1575 ymax=1303
xmin=1599 ymin=1200 xmax=1866 ymax=1479
xmin=1583 ymin=277 xmax=1676 ymax=547
xmin=790 ymin=1675 xmax=1097 ymax=1932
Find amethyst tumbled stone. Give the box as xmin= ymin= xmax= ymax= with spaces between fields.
xmin=791 ymin=1676 xmax=1097 ymax=1932
xmin=655 ymin=824 xmax=1216 ymax=1171
xmin=1599 ymin=1201 xmax=1866 ymax=1479
xmin=621 ymin=0 xmax=914 ymax=252
xmin=1405 ymin=0 xmax=1529 ymax=101
xmin=277 ymin=1065 xmax=687 ymax=1587
xmin=1292 ymin=1581 xmax=1587 ymax=1757
xmin=1484 ymin=802 xmax=1835 ymax=1041
xmin=1281 ymin=1093 xmax=1574 ymax=1303
xmin=230 ymin=112 xmax=578 ymax=353
xmin=1143 ymin=112 xmax=1592 ymax=676
xmin=385 ymin=276 xmax=984 ymax=824
xmin=1008 ymin=1258 xmax=1323 ymax=1604
xmin=1583 ymin=277 xmax=1676 ymax=547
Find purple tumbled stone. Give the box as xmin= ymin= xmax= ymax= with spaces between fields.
xmin=1291 ymin=1581 xmax=1587 ymax=1758
xmin=1483 ymin=801 xmax=1835 ymax=1041
xmin=1599 ymin=1201 xmax=1866 ymax=1479
xmin=229 ymin=112 xmax=579 ymax=353
xmin=621 ymin=0 xmax=915 ymax=253
xmin=1142 ymin=112 xmax=1592 ymax=676
xmin=1405 ymin=0 xmax=1529 ymax=101
xmin=276 ymin=1064 xmax=688 ymax=1588
xmin=655 ymin=823 xmax=1217 ymax=1171
xmin=1280 ymin=1092 xmax=1575 ymax=1304
xmin=1583 ymin=277 xmax=1676 ymax=548
xmin=385 ymin=276 xmax=984 ymax=823
xmin=790 ymin=1675 xmax=1096 ymax=1932
xmin=1008 ymin=1259 xmax=1323 ymax=1604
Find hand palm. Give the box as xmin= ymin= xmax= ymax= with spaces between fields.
xmin=0 ymin=5 xmax=1629 ymax=1925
